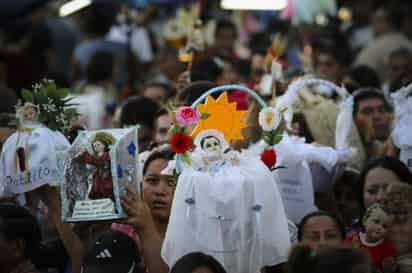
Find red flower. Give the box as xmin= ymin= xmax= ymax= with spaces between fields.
xmin=170 ymin=133 xmax=193 ymax=154
xmin=261 ymin=149 xmax=277 ymax=170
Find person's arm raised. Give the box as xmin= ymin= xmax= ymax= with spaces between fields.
xmin=38 ymin=186 xmax=84 ymax=273
xmin=121 ymin=186 xmax=169 ymax=273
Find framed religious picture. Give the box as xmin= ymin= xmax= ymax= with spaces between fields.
xmin=60 ymin=127 xmax=139 ymax=222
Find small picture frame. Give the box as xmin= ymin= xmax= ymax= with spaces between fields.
xmin=60 ymin=127 xmax=139 ymax=222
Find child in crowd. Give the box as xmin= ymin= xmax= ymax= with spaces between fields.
xmin=346 ymin=203 xmax=396 ymax=271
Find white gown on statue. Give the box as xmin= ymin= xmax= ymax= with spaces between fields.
xmin=0 ymin=122 xmax=70 ymax=197
xmin=161 ymin=152 xmax=291 ymax=273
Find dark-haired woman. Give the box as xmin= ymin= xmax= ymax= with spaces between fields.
xmin=298 ymin=211 xmax=346 ymax=252
xmin=121 ymin=146 xmax=176 ymax=273
xmin=357 ymin=156 xmax=412 ymax=212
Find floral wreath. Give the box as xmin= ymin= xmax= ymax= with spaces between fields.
xmin=167 ymin=85 xmax=286 ymax=172
xmin=17 ymin=79 xmax=79 ymax=133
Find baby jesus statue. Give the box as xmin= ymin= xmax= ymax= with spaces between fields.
xmin=192 ymin=129 xmax=240 ymax=173
xmin=346 ymin=203 xmax=396 ymax=272
xmin=162 ymin=129 xmax=290 ymax=273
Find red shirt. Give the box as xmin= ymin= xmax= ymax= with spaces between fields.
xmin=346 ymin=232 xmax=396 ymax=269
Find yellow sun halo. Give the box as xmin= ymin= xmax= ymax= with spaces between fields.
xmin=191 ymin=92 xmax=248 ymax=142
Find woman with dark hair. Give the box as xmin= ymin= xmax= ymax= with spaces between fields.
xmin=287 ymin=244 xmax=371 ymax=273
xmin=357 ymin=156 xmax=412 ymax=212
xmin=298 ymin=211 xmax=345 ymax=252
xmin=121 ymin=146 xmax=176 ymax=273
xmin=0 ymin=203 xmax=42 ymax=273
xmin=170 ymin=252 xmax=227 ymax=273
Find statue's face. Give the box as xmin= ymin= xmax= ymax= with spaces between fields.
xmin=363 ymin=207 xmax=392 ymax=243
xmin=93 ymin=140 xmax=106 ymax=154
xmin=202 ymin=136 xmax=221 ymax=155
xmin=23 ymin=106 xmax=38 ymax=122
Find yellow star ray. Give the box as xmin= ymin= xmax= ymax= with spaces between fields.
xmin=191 ymin=92 xmax=248 ymax=142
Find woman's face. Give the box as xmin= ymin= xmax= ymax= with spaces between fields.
xmin=301 ymin=215 xmax=343 ymax=252
xmin=93 ymin=140 xmax=106 ymax=154
xmin=142 ymin=159 xmax=175 ymax=222
xmin=363 ymin=167 xmax=401 ymax=208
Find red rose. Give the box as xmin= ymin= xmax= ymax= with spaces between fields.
xmin=182 ymin=108 xmax=194 ymax=118
xmin=261 ymin=149 xmax=277 ymax=170
xmin=170 ymin=133 xmax=193 ymax=154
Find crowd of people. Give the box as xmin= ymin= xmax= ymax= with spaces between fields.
xmin=1 ymin=0 xmax=412 ymax=273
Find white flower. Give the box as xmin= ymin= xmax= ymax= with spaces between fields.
xmin=43 ymin=103 xmax=57 ymax=112
xmin=32 ymin=83 xmax=42 ymax=91
xmin=259 ymin=107 xmax=281 ymax=132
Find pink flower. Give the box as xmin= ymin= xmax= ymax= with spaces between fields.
xmin=175 ymin=106 xmax=200 ymax=126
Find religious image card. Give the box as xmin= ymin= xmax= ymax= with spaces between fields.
xmin=60 ymin=127 xmax=139 ymax=222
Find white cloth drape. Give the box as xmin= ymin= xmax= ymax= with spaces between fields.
xmin=162 ymin=154 xmax=290 ymax=273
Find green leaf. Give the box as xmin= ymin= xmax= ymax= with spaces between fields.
xmin=21 ymin=89 xmax=34 ymax=102
xmin=38 ymin=87 xmax=48 ymax=98
xmin=181 ymin=153 xmax=191 ymax=165
xmin=35 ymin=92 xmax=48 ymax=105
xmin=200 ymin=112 xmax=211 ymax=119
xmin=58 ymin=88 xmax=70 ymax=98
xmin=47 ymin=81 xmax=57 ymax=93
xmin=47 ymin=84 xmax=63 ymax=100
xmin=263 ymin=134 xmax=272 ymax=145
xmin=38 ymin=114 xmax=48 ymax=123
xmin=64 ymin=108 xmax=78 ymax=115
xmin=271 ymin=134 xmax=283 ymax=144
xmin=168 ymin=125 xmax=181 ymax=138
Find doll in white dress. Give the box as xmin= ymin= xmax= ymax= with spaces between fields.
xmin=162 ymin=129 xmax=291 ymax=273
xmin=0 ymin=100 xmax=70 ymax=196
